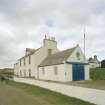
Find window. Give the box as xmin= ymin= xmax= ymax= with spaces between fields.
xmin=24 ymin=70 xmax=26 ymax=77
xmin=42 ymin=68 xmax=45 ymax=75
xmin=20 ymin=59 xmax=21 ymax=66
xmin=29 ymin=69 xmax=31 ymax=77
xmin=76 ymin=52 xmax=80 ymax=60
xmin=29 ymin=56 xmax=31 ymax=64
xmin=54 ymin=66 xmax=58 ymax=75
xmin=24 ymin=58 xmax=25 ymax=66
xmin=20 ymin=70 xmax=22 ymax=77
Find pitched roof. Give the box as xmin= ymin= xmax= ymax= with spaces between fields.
xmin=88 ymin=58 xmax=94 ymax=63
xmin=88 ymin=57 xmax=100 ymax=63
xmin=19 ymin=47 xmax=42 ymax=60
xmin=39 ymin=46 xmax=77 ymax=67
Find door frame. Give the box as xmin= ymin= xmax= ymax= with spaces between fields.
xmin=72 ymin=64 xmax=85 ymax=81
xmin=65 ymin=61 xmax=88 ymax=81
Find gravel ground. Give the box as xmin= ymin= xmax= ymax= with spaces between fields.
xmin=65 ymin=80 xmax=105 ymax=90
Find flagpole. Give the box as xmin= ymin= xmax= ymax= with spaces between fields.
xmin=84 ymin=26 xmax=86 ymax=61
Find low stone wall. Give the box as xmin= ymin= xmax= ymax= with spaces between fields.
xmin=14 ymin=77 xmax=105 ymax=105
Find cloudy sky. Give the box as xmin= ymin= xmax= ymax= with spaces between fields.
xmin=0 ymin=0 xmax=105 ymax=68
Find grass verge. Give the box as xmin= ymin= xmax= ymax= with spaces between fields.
xmin=7 ymin=80 xmax=95 ymax=105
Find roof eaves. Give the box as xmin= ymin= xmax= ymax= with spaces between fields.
xmin=39 ymin=62 xmax=64 ymax=67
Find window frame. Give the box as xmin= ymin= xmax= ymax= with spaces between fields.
xmin=20 ymin=59 xmax=21 ymax=66
xmin=42 ymin=68 xmax=45 ymax=75
xmin=24 ymin=70 xmax=26 ymax=77
xmin=24 ymin=58 xmax=26 ymax=66
xmin=54 ymin=66 xmax=58 ymax=75
xmin=29 ymin=69 xmax=31 ymax=77
xmin=76 ymin=52 xmax=80 ymax=60
xmin=29 ymin=55 xmax=31 ymax=64
xmin=20 ymin=70 xmax=22 ymax=77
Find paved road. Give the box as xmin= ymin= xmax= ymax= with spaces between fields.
xmin=0 ymin=82 xmax=52 ymax=105
xmin=14 ymin=77 xmax=105 ymax=105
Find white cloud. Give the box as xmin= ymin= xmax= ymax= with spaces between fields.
xmin=0 ymin=0 xmax=105 ymax=68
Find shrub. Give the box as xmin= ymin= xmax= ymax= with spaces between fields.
xmin=90 ymin=68 xmax=105 ymax=80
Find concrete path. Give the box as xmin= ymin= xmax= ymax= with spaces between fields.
xmin=14 ymin=77 xmax=105 ymax=105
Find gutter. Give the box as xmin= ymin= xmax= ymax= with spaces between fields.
xmin=65 ymin=61 xmax=89 ymax=65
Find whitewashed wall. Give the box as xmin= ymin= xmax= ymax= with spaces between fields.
xmin=14 ymin=62 xmax=19 ymax=76
xmin=85 ymin=65 xmax=90 ymax=80
xmin=65 ymin=63 xmax=90 ymax=81
xmin=33 ymin=43 xmax=59 ymax=78
xmin=39 ymin=64 xmax=66 ymax=82
xmin=67 ymin=45 xmax=85 ymax=63
xmin=14 ymin=38 xmax=59 ymax=78
xmin=66 ymin=45 xmax=90 ymax=81
xmin=65 ymin=64 xmax=72 ymax=81
xmin=89 ymin=62 xmax=100 ymax=68
xmin=38 ymin=63 xmax=90 ymax=82
xmin=14 ymin=39 xmax=90 ymax=81
xmin=17 ymin=55 xmax=35 ymax=78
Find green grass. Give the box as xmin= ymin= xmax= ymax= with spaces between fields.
xmin=7 ymin=81 xmax=95 ymax=105
xmin=90 ymin=68 xmax=105 ymax=80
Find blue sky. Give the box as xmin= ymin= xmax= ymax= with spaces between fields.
xmin=0 ymin=0 xmax=105 ymax=68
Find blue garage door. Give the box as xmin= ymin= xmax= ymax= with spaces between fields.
xmin=72 ymin=64 xmax=85 ymax=81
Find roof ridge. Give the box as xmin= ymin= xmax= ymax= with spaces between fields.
xmin=60 ymin=46 xmax=77 ymax=52
xmin=49 ymin=46 xmax=77 ymax=56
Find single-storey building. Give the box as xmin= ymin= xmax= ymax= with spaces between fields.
xmin=14 ymin=36 xmax=90 ymax=82
xmin=88 ymin=55 xmax=101 ymax=68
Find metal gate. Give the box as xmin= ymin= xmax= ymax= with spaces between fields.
xmin=72 ymin=64 xmax=85 ymax=81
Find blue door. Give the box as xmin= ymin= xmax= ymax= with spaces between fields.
xmin=72 ymin=64 xmax=85 ymax=81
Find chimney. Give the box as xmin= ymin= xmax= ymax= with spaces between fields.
xmin=94 ymin=55 xmax=97 ymax=60
xmin=43 ymin=35 xmax=57 ymax=49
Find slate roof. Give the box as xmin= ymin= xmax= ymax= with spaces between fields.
xmin=88 ymin=58 xmax=94 ymax=63
xmin=39 ymin=46 xmax=77 ymax=67
xmin=19 ymin=47 xmax=42 ymax=60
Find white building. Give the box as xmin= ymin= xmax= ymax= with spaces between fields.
xmin=88 ymin=55 xmax=101 ymax=68
xmin=14 ymin=36 xmax=90 ymax=82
